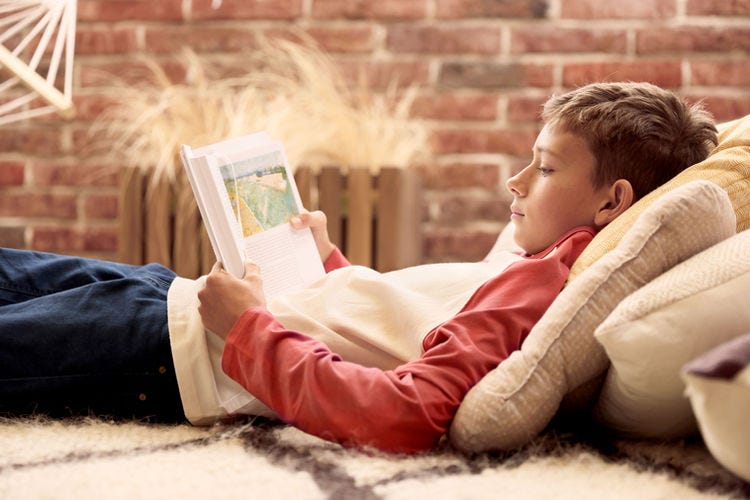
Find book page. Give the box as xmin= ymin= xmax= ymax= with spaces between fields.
xmin=243 ymin=224 xmax=324 ymax=301
xmin=205 ymin=140 xmax=325 ymax=301
xmin=191 ymin=130 xmax=271 ymax=159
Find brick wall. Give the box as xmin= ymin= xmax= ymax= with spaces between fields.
xmin=1 ymin=0 xmax=749 ymax=263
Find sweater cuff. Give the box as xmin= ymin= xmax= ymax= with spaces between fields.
xmin=324 ymin=246 xmax=350 ymax=272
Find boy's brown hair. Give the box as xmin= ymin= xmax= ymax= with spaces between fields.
xmin=542 ymin=82 xmax=718 ymax=201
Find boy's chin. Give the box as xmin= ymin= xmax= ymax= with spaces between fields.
xmin=513 ymin=236 xmax=546 ymax=256
xmin=511 ymin=225 xmax=555 ymax=255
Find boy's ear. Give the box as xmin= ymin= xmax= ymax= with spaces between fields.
xmin=593 ymin=179 xmax=634 ymax=228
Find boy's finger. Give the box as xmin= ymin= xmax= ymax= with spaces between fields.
xmin=290 ymin=214 xmax=305 ymax=228
xmin=244 ymin=260 xmax=260 ymax=274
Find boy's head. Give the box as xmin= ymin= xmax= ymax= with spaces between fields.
xmin=507 ymin=82 xmax=718 ymax=255
xmin=542 ymin=81 xmax=718 ymax=201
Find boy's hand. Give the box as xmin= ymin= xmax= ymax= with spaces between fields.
xmin=197 ymin=261 xmax=266 ymax=339
xmin=291 ymin=209 xmax=335 ymax=263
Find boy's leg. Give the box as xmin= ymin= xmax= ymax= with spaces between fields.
xmin=0 ymin=247 xmax=150 ymax=304
xmin=0 ymin=248 xmax=184 ymax=422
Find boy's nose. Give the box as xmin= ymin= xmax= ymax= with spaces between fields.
xmin=506 ymin=168 xmax=526 ymax=197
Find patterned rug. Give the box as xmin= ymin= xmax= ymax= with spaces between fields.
xmin=1 ymin=417 xmax=748 ymax=499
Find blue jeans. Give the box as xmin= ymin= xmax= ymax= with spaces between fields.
xmin=0 ymin=248 xmax=185 ymax=422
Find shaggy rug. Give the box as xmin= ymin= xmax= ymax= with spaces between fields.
xmin=1 ymin=417 xmax=748 ymax=499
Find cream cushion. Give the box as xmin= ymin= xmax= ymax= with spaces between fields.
xmin=683 ymin=333 xmax=750 ymax=482
xmin=449 ymin=180 xmax=735 ymax=453
xmin=568 ymin=114 xmax=750 ymax=282
xmin=593 ymin=229 xmax=750 ymax=438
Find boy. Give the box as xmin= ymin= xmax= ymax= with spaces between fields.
xmin=0 ymin=82 xmax=717 ymax=453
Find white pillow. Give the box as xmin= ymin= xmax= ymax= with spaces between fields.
xmin=683 ymin=333 xmax=750 ymax=482
xmin=593 ymin=230 xmax=750 ymax=438
xmin=449 ymin=180 xmax=735 ymax=453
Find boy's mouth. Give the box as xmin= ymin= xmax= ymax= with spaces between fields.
xmin=510 ymin=205 xmax=524 ymax=218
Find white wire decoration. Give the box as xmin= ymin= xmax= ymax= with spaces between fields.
xmin=0 ymin=0 xmax=77 ymax=126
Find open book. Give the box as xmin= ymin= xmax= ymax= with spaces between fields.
xmin=180 ymin=132 xmax=325 ymax=301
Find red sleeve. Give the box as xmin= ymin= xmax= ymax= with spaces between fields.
xmin=323 ymin=246 xmax=349 ymax=272
xmin=221 ymin=229 xmax=593 ymax=453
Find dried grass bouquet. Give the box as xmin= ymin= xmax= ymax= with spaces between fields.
xmin=92 ymin=38 xmax=431 ymax=184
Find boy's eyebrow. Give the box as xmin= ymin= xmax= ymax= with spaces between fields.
xmin=534 ymin=145 xmax=566 ymax=162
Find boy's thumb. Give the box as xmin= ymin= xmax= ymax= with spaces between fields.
xmin=243 ymin=259 xmax=260 ymax=274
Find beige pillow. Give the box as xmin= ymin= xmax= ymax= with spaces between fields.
xmin=593 ymin=230 xmax=750 ymax=438
xmin=568 ymin=114 xmax=750 ymax=282
xmin=449 ymin=180 xmax=735 ymax=453
xmin=683 ymin=334 xmax=750 ymax=482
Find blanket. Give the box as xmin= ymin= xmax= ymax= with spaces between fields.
xmin=1 ymin=417 xmax=747 ymax=499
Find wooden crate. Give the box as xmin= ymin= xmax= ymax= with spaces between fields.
xmin=118 ymin=165 xmax=421 ymax=278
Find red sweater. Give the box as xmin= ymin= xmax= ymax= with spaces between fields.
xmin=221 ymin=227 xmax=594 ymax=453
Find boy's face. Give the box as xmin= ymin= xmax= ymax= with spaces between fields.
xmin=506 ymin=123 xmax=610 ymax=255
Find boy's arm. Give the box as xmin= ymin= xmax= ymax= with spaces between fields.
xmin=221 ymin=234 xmax=588 ymax=453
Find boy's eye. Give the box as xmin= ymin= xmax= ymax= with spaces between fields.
xmin=536 ymin=166 xmax=552 ymax=176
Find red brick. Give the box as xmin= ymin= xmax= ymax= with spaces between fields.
xmin=300 ymin=26 xmax=378 ymax=53
xmin=31 ymin=227 xmax=74 ymax=253
xmin=191 ymin=0 xmax=302 ymax=20
xmin=435 ymin=193 xmax=509 ymax=224
xmin=0 ymin=162 xmax=25 ymax=186
xmin=145 ymin=26 xmax=258 ymax=53
xmin=435 ymin=0 xmax=548 ymax=19
xmin=76 ymin=27 xmax=138 ymax=55
xmin=0 ymin=193 xmax=77 ymax=218
xmin=79 ymin=60 xmax=186 ymax=88
xmin=561 ymin=0 xmax=675 ymax=18
xmin=562 ymin=61 xmax=682 ymax=88
xmin=338 ymin=60 xmax=431 ymax=89
xmin=687 ymin=0 xmax=750 ymax=16
xmin=637 ymin=27 xmax=750 ymax=54
xmin=510 ymin=27 xmax=627 ymax=54
xmin=419 ymin=163 xmax=501 ymax=189
xmin=32 ymin=164 xmax=119 ymax=187
xmin=77 ymin=0 xmax=184 ymax=22
xmin=687 ymin=95 xmax=750 ymax=123
xmin=431 ymin=128 xmax=537 ymax=156
xmin=0 ymin=128 xmax=64 ymax=157
xmin=422 ymin=228 xmax=499 ymax=261
xmin=84 ymin=193 xmax=119 ymax=219
xmin=32 ymin=226 xmax=118 ymax=253
xmin=439 ymin=62 xmax=553 ymax=89
xmin=0 ymin=226 xmax=25 ymax=249
xmin=387 ymin=26 xmax=501 ymax=55
xmin=312 ymin=0 xmax=427 ymax=19
xmin=691 ymin=60 xmax=750 ymax=87
xmin=410 ymin=93 xmax=499 ymax=120
xmin=83 ymin=227 xmax=119 ymax=252
xmin=507 ymin=95 xmax=548 ymax=122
